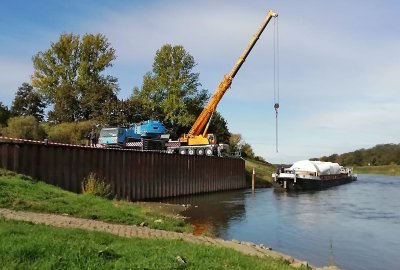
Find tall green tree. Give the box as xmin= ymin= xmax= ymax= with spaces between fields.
xmin=10 ymin=83 xmax=45 ymax=121
xmin=31 ymin=33 xmax=118 ymax=123
xmin=133 ymin=44 xmax=231 ymax=141
xmin=0 ymin=102 xmax=10 ymax=127
xmin=133 ymin=44 xmax=208 ymax=138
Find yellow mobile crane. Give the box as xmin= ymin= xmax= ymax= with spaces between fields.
xmin=177 ymin=10 xmax=278 ymax=156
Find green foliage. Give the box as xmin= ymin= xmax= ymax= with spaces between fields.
xmin=32 ymin=33 xmax=118 ymax=123
xmin=254 ymin=156 xmax=267 ymax=163
xmin=0 ymin=219 xmax=300 ymax=270
xmin=229 ymin=133 xmax=255 ymax=159
xmin=82 ymin=173 xmax=111 ymax=198
xmin=10 ymin=83 xmax=45 ymax=121
xmin=44 ymin=120 xmax=94 ymax=144
xmin=133 ymin=44 xmax=208 ymax=138
xmin=319 ymin=143 xmax=400 ymax=166
xmin=0 ymin=102 xmax=10 ymax=127
xmin=208 ymin=112 xmax=230 ymax=144
xmin=241 ymin=143 xmax=255 ymax=159
xmin=2 ymin=116 xmax=46 ymax=140
xmin=0 ymin=170 xmax=189 ymax=232
xmin=47 ymin=84 xmax=80 ymax=122
xmin=96 ymin=97 xmax=138 ymax=127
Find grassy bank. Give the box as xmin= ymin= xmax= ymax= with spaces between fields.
xmin=0 ymin=169 xmax=189 ymax=232
xmin=244 ymin=159 xmax=276 ymax=187
xmin=0 ymin=219 xmax=302 ymax=270
xmin=354 ymin=164 xmax=400 ymax=176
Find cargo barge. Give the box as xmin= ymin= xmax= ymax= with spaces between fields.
xmin=272 ymin=160 xmax=357 ymax=191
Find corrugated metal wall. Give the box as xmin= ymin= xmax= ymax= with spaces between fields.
xmin=0 ymin=143 xmax=246 ymax=200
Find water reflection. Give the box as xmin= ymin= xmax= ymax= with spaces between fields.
xmin=159 ymin=175 xmax=400 ymax=270
xmin=161 ymin=190 xmax=247 ymax=236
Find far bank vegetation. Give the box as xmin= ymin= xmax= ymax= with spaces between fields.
xmin=315 ymin=144 xmax=400 ymax=170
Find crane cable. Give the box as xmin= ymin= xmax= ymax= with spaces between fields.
xmin=273 ymin=15 xmax=280 ymax=153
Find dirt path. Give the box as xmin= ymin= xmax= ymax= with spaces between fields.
xmin=0 ymin=208 xmax=333 ymax=269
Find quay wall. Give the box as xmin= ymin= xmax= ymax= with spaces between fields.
xmin=0 ymin=142 xmax=246 ymax=200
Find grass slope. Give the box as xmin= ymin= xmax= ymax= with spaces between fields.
xmin=354 ymin=164 xmax=400 ymax=176
xmin=0 ymin=219 xmax=303 ymax=270
xmin=0 ymin=169 xmax=189 ymax=232
xmin=244 ymin=159 xmax=276 ymax=187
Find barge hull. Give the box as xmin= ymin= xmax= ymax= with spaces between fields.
xmin=274 ymin=176 xmax=356 ymax=191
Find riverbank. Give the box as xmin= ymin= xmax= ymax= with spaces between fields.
xmin=245 ymin=159 xmax=276 ymax=187
xmin=353 ymin=164 xmax=400 ymax=176
xmin=0 ymin=208 xmax=316 ymax=269
xmin=0 ymin=169 xmax=190 ymax=232
xmin=0 ymin=169 xmax=318 ymax=269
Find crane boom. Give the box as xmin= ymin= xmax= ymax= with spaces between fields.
xmin=184 ymin=10 xmax=278 ymax=142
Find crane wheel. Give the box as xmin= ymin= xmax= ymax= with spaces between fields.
xmin=179 ymin=149 xmax=187 ymax=155
xmin=188 ymin=148 xmax=195 ymax=155
xmin=205 ymin=148 xmax=213 ymax=156
xmin=196 ymin=148 xmax=204 ymax=155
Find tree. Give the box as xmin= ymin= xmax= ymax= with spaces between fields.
xmin=0 ymin=102 xmax=10 ymax=127
xmin=229 ymin=133 xmax=243 ymax=153
xmin=241 ymin=143 xmax=255 ymax=159
xmin=32 ymin=33 xmax=118 ymax=122
xmin=229 ymin=133 xmax=255 ymax=158
xmin=10 ymin=83 xmax=45 ymax=121
xmin=97 ymin=97 xmax=134 ymax=127
xmin=133 ymin=44 xmax=207 ymax=138
xmin=208 ymin=112 xmax=230 ymax=144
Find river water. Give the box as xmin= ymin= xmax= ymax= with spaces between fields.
xmin=162 ymin=175 xmax=400 ymax=270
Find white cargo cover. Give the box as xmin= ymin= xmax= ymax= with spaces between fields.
xmin=289 ymin=160 xmax=342 ymax=175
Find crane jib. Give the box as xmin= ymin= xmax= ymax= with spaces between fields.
xmin=230 ymin=10 xmax=277 ymax=79
xmin=181 ymin=10 xmax=278 ymax=145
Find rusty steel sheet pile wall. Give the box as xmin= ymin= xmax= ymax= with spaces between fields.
xmin=0 ymin=143 xmax=246 ymax=200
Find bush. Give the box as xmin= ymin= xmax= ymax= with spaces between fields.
xmin=2 ymin=116 xmax=46 ymax=140
xmin=254 ymin=156 xmax=267 ymax=163
xmin=46 ymin=120 xmax=95 ymax=144
xmin=81 ymin=173 xmax=111 ymax=198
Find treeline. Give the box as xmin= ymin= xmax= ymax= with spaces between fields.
xmin=0 ymin=33 xmax=258 ymax=158
xmin=315 ymin=144 xmax=400 ymax=166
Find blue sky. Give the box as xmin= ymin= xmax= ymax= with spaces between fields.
xmin=1 ymin=0 xmax=399 ymax=163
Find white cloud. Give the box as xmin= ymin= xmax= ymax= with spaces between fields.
xmin=86 ymin=2 xmax=265 ymax=65
xmin=309 ymin=102 xmax=400 ymax=133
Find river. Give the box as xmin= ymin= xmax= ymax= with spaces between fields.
xmin=161 ymin=174 xmax=400 ymax=270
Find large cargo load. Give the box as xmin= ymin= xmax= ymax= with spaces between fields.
xmin=273 ymin=160 xmax=357 ymax=191
xmin=289 ymin=160 xmax=342 ymax=176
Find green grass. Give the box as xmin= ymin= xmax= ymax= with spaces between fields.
xmin=0 ymin=169 xmax=190 ymax=232
xmin=244 ymin=159 xmax=276 ymax=187
xmin=354 ymin=164 xmax=400 ymax=176
xmin=0 ymin=218 xmax=303 ymax=270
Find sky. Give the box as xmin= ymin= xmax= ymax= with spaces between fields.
xmin=1 ymin=0 xmax=399 ymax=164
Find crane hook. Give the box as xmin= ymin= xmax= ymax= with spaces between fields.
xmin=274 ymin=103 xmax=279 ymax=113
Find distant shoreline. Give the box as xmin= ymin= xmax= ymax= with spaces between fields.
xmin=354 ymin=164 xmax=400 ymax=176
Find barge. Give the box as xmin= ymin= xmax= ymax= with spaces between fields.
xmin=272 ymin=160 xmax=357 ymax=191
